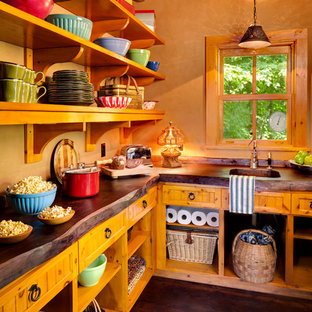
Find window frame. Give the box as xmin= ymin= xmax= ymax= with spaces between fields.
xmin=205 ymin=29 xmax=308 ymax=160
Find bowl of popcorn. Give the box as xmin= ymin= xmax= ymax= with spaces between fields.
xmin=6 ymin=176 xmax=57 ymax=215
xmin=37 ymin=205 xmax=75 ymax=225
xmin=0 ymin=220 xmax=32 ymax=244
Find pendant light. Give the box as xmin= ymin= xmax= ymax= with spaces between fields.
xmin=239 ymin=0 xmax=271 ymax=49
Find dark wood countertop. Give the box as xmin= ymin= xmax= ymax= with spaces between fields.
xmin=1 ymin=163 xmax=312 ymax=290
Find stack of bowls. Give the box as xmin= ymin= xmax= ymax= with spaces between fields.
xmin=46 ymin=14 xmax=93 ymax=40
xmin=0 ymin=61 xmax=46 ymax=103
xmin=47 ymin=70 xmax=94 ymax=105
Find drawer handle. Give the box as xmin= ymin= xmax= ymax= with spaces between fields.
xmin=29 ymin=284 xmax=41 ymax=302
xmin=142 ymin=200 xmax=147 ymax=209
xmin=188 ymin=192 xmax=195 ymax=200
xmin=310 ymin=202 xmax=312 ymax=209
xmin=105 ymin=228 xmax=112 ymax=239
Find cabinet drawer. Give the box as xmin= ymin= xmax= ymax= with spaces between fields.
xmin=292 ymin=193 xmax=312 ymax=216
xmin=127 ymin=186 xmax=157 ymax=227
xmin=0 ymin=244 xmax=77 ymax=312
xmin=222 ymin=190 xmax=291 ymax=214
xmin=79 ymin=211 xmax=125 ymax=272
xmin=162 ymin=184 xmax=221 ymax=209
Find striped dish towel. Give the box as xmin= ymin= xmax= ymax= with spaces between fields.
xmin=229 ymin=175 xmax=255 ymax=214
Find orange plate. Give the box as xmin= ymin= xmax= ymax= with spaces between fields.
xmin=0 ymin=225 xmax=33 ymax=244
xmin=37 ymin=210 xmax=75 ymax=225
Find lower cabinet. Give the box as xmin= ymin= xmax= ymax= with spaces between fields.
xmin=0 ymin=186 xmax=157 ymax=312
xmin=156 ymin=182 xmax=312 ymax=299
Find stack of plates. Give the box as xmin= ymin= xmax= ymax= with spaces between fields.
xmin=48 ymin=70 xmax=94 ymax=105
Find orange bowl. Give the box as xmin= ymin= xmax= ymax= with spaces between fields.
xmin=0 ymin=225 xmax=32 ymax=244
xmin=37 ymin=209 xmax=75 ymax=225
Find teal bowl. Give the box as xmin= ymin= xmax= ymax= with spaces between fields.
xmin=128 ymin=49 xmax=150 ymax=66
xmin=78 ymin=254 xmax=107 ymax=287
xmin=46 ymin=14 xmax=93 ymax=40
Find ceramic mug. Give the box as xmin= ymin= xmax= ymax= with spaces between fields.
xmin=20 ymin=82 xmax=31 ymax=103
xmin=29 ymin=84 xmax=46 ymax=103
xmin=23 ymin=68 xmax=44 ymax=85
xmin=0 ymin=61 xmax=26 ymax=80
xmin=0 ymin=78 xmax=22 ymax=102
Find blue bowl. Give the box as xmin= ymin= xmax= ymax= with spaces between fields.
xmin=93 ymin=37 xmax=131 ymax=56
xmin=6 ymin=187 xmax=57 ymax=215
xmin=146 ymin=61 xmax=160 ymax=72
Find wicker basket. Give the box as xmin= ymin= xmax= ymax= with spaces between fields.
xmin=166 ymin=229 xmax=218 ymax=264
xmin=232 ymin=229 xmax=277 ymax=283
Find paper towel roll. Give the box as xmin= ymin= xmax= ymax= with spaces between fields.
xmin=177 ymin=209 xmax=192 ymax=225
xmin=207 ymin=212 xmax=219 ymax=227
xmin=166 ymin=208 xmax=178 ymax=223
xmin=191 ymin=211 xmax=207 ymax=226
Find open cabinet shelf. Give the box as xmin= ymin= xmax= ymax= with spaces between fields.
xmin=128 ymin=267 xmax=153 ymax=312
xmin=0 ymin=2 xmax=165 ymax=80
xmin=55 ymin=0 xmax=165 ymax=45
xmin=128 ymin=231 xmax=149 ymax=260
xmin=78 ymin=262 xmax=121 ymax=312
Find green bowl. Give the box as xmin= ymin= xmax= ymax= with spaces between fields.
xmin=46 ymin=14 xmax=93 ymax=40
xmin=128 ymin=49 xmax=151 ymax=66
xmin=78 ymin=254 xmax=107 ymax=287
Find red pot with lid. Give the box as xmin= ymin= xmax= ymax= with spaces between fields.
xmin=62 ymin=166 xmax=100 ymax=198
xmin=52 ymin=139 xmax=100 ymax=198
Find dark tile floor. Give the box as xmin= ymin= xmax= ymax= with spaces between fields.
xmin=131 ymin=277 xmax=312 ymax=312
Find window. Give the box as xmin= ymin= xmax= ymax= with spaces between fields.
xmin=205 ymin=29 xmax=307 ymax=160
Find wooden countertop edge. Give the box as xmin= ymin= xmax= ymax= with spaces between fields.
xmin=0 ymin=175 xmax=159 ymax=290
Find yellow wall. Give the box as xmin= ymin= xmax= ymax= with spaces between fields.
xmin=133 ymin=0 xmax=312 ymax=157
xmin=0 ymin=0 xmax=312 ymax=191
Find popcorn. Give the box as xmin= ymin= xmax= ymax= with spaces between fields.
xmin=0 ymin=220 xmax=29 ymax=237
xmin=8 ymin=176 xmax=56 ymax=194
xmin=38 ymin=205 xmax=72 ymax=219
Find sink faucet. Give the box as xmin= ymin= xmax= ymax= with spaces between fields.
xmin=249 ymin=137 xmax=258 ymax=169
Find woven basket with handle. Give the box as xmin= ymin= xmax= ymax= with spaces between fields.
xmin=232 ymin=229 xmax=277 ymax=283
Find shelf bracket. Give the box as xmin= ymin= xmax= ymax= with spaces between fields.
xmin=91 ymin=18 xmax=130 ymax=41
xmin=130 ymin=39 xmax=156 ymax=49
xmin=85 ymin=121 xmax=131 ymax=152
xmin=91 ymin=65 xmax=129 ymax=91
xmin=33 ymin=46 xmax=84 ymax=77
xmin=25 ymin=123 xmax=85 ymax=163
xmin=120 ymin=120 xmax=157 ymax=144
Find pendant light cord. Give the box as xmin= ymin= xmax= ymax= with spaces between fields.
xmin=254 ymin=0 xmax=257 ymax=25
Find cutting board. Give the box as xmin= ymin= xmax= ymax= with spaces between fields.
xmin=100 ymin=165 xmax=152 ymax=179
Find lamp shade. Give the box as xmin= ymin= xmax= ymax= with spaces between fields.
xmin=157 ymin=122 xmax=184 ymax=147
xmin=239 ymin=25 xmax=271 ymax=49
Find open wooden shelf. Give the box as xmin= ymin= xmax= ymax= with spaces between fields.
xmin=128 ymin=231 xmax=149 ymax=260
xmin=0 ymin=102 xmax=165 ymax=125
xmin=167 ymin=222 xmax=219 ymax=231
xmin=165 ymin=259 xmax=218 ymax=276
xmin=293 ymin=255 xmax=312 ymax=290
xmin=55 ymin=0 xmax=165 ymax=45
xmin=78 ymin=262 xmax=121 ymax=312
xmin=0 ymin=2 xmax=165 ymax=81
xmin=294 ymin=228 xmax=312 ymax=240
xmin=127 ymin=267 xmax=153 ymax=312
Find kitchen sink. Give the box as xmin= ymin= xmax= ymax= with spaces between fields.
xmin=229 ymin=168 xmax=281 ymax=178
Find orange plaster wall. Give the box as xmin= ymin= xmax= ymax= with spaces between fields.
xmin=133 ymin=0 xmax=312 ymax=157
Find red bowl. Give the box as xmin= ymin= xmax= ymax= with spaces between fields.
xmin=3 ymin=0 xmax=54 ymax=19
xmin=95 ymin=96 xmax=132 ymax=109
